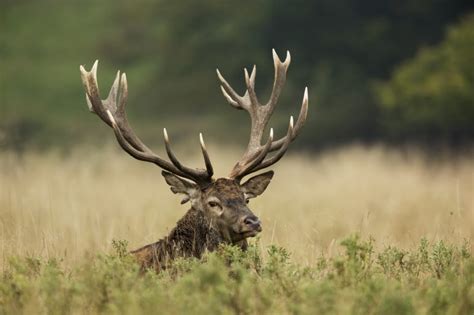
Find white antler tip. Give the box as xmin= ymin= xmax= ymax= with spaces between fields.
xmin=199 ymin=133 xmax=205 ymax=146
xmin=220 ymin=85 xmax=238 ymax=106
xmin=244 ymin=68 xmax=252 ymax=86
xmin=106 ymin=110 xmax=115 ymax=125
xmin=163 ymin=128 xmax=169 ymax=140
xmin=91 ymin=60 xmax=98 ymax=80
xmin=290 ymin=116 xmax=294 ymax=128
xmin=285 ymin=51 xmax=291 ymax=64
xmin=303 ymin=87 xmax=308 ymax=102
xmin=113 ymin=70 xmax=120 ymax=87
xmin=270 ymin=128 xmax=274 ymax=138
xmin=272 ymin=49 xmax=280 ymax=62
xmin=250 ymin=65 xmax=257 ymax=81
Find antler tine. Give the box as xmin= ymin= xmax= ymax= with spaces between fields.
xmin=216 ymin=69 xmax=246 ymax=110
xmin=80 ymin=61 xmax=214 ymax=185
xmin=80 ymin=61 xmax=108 ymax=121
xmin=266 ymin=50 xmax=291 ymax=112
xmin=219 ymin=85 xmax=240 ymax=108
xmin=230 ymin=128 xmax=274 ymax=179
xmin=117 ymin=72 xmax=128 ymax=115
xmin=80 ymin=61 xmax=148 ymax=153
xmin=244 ymin=65 xmax=259 ymax=107
xmin=163 ymin=128 xmax=185 ymax=170
xmin=163 ymin=128 xmax=214 ymax=181
xmin=268 ymin=86 xmax=309 ymax=152
xmin=103 ymin=71 xmax=120 ymax=113
xmin=251 ymin=116 xmax=295 ymax=173
xmin=199 ymin=133 xmax=214 ymax=177
xmin=106 ymin=111 xmax=187 ymax=178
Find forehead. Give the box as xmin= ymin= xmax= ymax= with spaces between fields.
xmin=205 ymin=178 xmax=244 ymax=200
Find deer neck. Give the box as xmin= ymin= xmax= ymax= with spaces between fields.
xmin=162 ymin=208 xmax=224 ymax=256
xmin=187 ymin=206 xmax=243 ymax=247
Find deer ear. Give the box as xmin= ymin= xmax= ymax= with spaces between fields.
xmin=161 ymin=171 xmax=199 ymax=204
xmin=241 ymin=171 xmax=274 ymax=199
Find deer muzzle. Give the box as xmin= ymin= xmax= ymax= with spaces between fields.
xmin=243 ymin=214 xmax=262 ymax=233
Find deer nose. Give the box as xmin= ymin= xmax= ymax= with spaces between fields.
xmin=244 ymin=215 xmax=262 ymax=230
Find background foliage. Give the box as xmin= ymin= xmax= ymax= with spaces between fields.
xmin=376 ymin=14 xmax=474 ymax=143
xmin=2 ymin=0 xmax=473 ymax=151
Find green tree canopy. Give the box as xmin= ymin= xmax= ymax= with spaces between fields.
xmin=376 ymin=14 xmax=474 ymax=143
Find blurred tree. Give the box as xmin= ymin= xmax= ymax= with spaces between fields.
xmin=99 ymin=0 xmax=272 ymax=146
xmin=262 ymin=0 xmax=474 ymax=148
xmin=1 ymin=0 xmax=473 ymax=150
xmin=376 ymin=14 xmax=474 ymax=144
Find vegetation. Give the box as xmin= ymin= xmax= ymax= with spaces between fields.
xmin=2 ymin=1 xmax=474 ymax=150
xmin=1 ymin=146 xmax=473 ymax=313
xmin=1 ymin=237 xmax=473 ymax=314
xmin=3 ymin=2 xmax=473 ymax=309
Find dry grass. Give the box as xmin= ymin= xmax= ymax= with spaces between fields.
xmin=1 ymin=144 xmax=473 ymax=268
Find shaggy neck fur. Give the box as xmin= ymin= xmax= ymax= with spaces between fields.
xmin=131 ymin=207 xmax=247 ymax=272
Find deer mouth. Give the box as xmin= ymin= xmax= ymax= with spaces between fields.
xmin=243 ymin=230 xmax=260 ymax=238
xmin=240 ymin=225 xmax=262 ymax=238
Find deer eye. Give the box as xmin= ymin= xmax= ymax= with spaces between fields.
xmin=245 ymin=199 xmax=250 ymax=204
xmin=208 ymin=201 xmax=220 ymax=208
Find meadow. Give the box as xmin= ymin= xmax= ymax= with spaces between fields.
xmin=0 ymin=144 xmax=473 ymax=314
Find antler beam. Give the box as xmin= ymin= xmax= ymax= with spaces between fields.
xmin=79 ymin=61 xmax=214 ymax=186
xmin=216 ymin=50 xmax=309 ymax=180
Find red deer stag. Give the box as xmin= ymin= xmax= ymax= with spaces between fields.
xmin=80 ymin=50 xmax=308 ymax=271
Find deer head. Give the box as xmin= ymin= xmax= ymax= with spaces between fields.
xmin=80 ymin=50 xmax=308 ymax=243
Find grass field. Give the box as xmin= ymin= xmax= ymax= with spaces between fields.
xmin=1 ymin=144 xmax=473 ymax=314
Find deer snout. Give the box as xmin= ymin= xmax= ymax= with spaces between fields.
xmin=243 ymin=215 xmax=262 ymax=231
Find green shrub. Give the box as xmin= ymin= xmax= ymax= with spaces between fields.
xmin=0 ymin=237 xmax=472 ymax=314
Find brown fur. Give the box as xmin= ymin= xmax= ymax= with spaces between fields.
xmin=130 ymin=173 xmax=272 ymax=272
xmin=131 ymin=207 xmax=247 ymax=272
xmin=81 ymin=53 xmax=305 ymax=272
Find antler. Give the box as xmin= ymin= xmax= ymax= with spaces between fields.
xmin=217 ymin=49 xmax=309 ymax=180
xmin=79 ymin=61 xmax=214 ymax=186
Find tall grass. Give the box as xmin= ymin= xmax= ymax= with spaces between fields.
xmin=1 ymin=144 xmax=472 ymax=268
xmin=1 ymin=144 xmax=473 ymax=313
